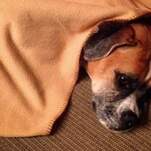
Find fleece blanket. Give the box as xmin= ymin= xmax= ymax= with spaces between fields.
xmin=0 ymin=0 xmax=151 ymax=137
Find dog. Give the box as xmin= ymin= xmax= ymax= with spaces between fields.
xmin=82 ymin=20 xmax=151 ymax=132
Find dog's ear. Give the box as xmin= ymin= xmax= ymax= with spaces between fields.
xmin=83 ymin=22 xmax=138 ymax=61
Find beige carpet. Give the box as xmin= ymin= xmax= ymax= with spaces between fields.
xmin=0 ymin=68 xmax=151 ymax=151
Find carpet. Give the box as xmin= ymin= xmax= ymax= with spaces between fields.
xmin=0 ymin=68 xmax=151 ymax=151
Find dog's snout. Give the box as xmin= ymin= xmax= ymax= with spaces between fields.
xmin=120 ymin=110 xmax=140 ymax=129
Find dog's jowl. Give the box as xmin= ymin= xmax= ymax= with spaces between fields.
xmin=83 ymin=21 xmax=151 ymax=132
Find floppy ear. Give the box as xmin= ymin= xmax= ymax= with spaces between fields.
xmin=83 ymin=22 xmax=138 ymax=61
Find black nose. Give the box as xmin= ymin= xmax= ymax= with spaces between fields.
xmin=120 ymin=110 xmax=140 ymax=129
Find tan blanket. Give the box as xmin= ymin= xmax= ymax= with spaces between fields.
xmin=0 ymin=0 xmax=151 ymax=137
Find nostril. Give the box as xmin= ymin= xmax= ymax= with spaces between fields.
xmin=92 ymin=101 xmax=96 ymax=111
xmin=120 ymin=110 xmax=140 ymax=128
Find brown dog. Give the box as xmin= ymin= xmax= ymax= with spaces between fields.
xmin=83 ymin=21 xmax=151 ymax=132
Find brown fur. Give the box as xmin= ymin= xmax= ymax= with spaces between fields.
xmin=84 ymin=23 xmax=151 ymax=132
xmin=86 ymin=24 xmax=151 ymax=91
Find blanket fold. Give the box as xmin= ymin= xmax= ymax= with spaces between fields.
xmin=0 ymin=0 xmax=151 ymax=137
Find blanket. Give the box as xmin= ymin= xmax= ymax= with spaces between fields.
xmin=0 ymin=0 xmax=151 ymax=137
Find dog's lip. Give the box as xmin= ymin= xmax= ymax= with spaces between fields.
xmin=108 ymin=124 xmax=139 ymax=133
xmin=99 ymin=119 xmax=108 ymax=127
xmin=101 ymin=123 xmax=138 ymax=133
xmin=99 ymin=119 xmax=120 ymax=130
xmin=99 ymin=118 xmax=140 ymax=132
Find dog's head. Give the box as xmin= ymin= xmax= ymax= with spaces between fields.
xmin=83 ymin=21 xmax=151 ymax=132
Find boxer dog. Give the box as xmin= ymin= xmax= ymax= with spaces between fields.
xmin=83 ymin=20 xmax=151 ymax=132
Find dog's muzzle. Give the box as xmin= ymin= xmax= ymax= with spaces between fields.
xmin=93 ymin=99 xmax=141 ymax=132
xmin=92 ymin=89 xmax=149 ymax=132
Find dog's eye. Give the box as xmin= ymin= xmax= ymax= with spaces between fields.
xmin=116 ymin=73 xmax=139 ymax=93
xmin=118 ymin=75 xmax=131 ymax=88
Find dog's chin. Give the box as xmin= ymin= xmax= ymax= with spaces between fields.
xmin=99 ymin=119 xmax=139 ymax=133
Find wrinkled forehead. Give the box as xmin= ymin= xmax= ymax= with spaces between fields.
xmin=106 ymin=47 xmax=149 ymax=75
xmin=86 ymin=23 xmax=151 ymax=83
